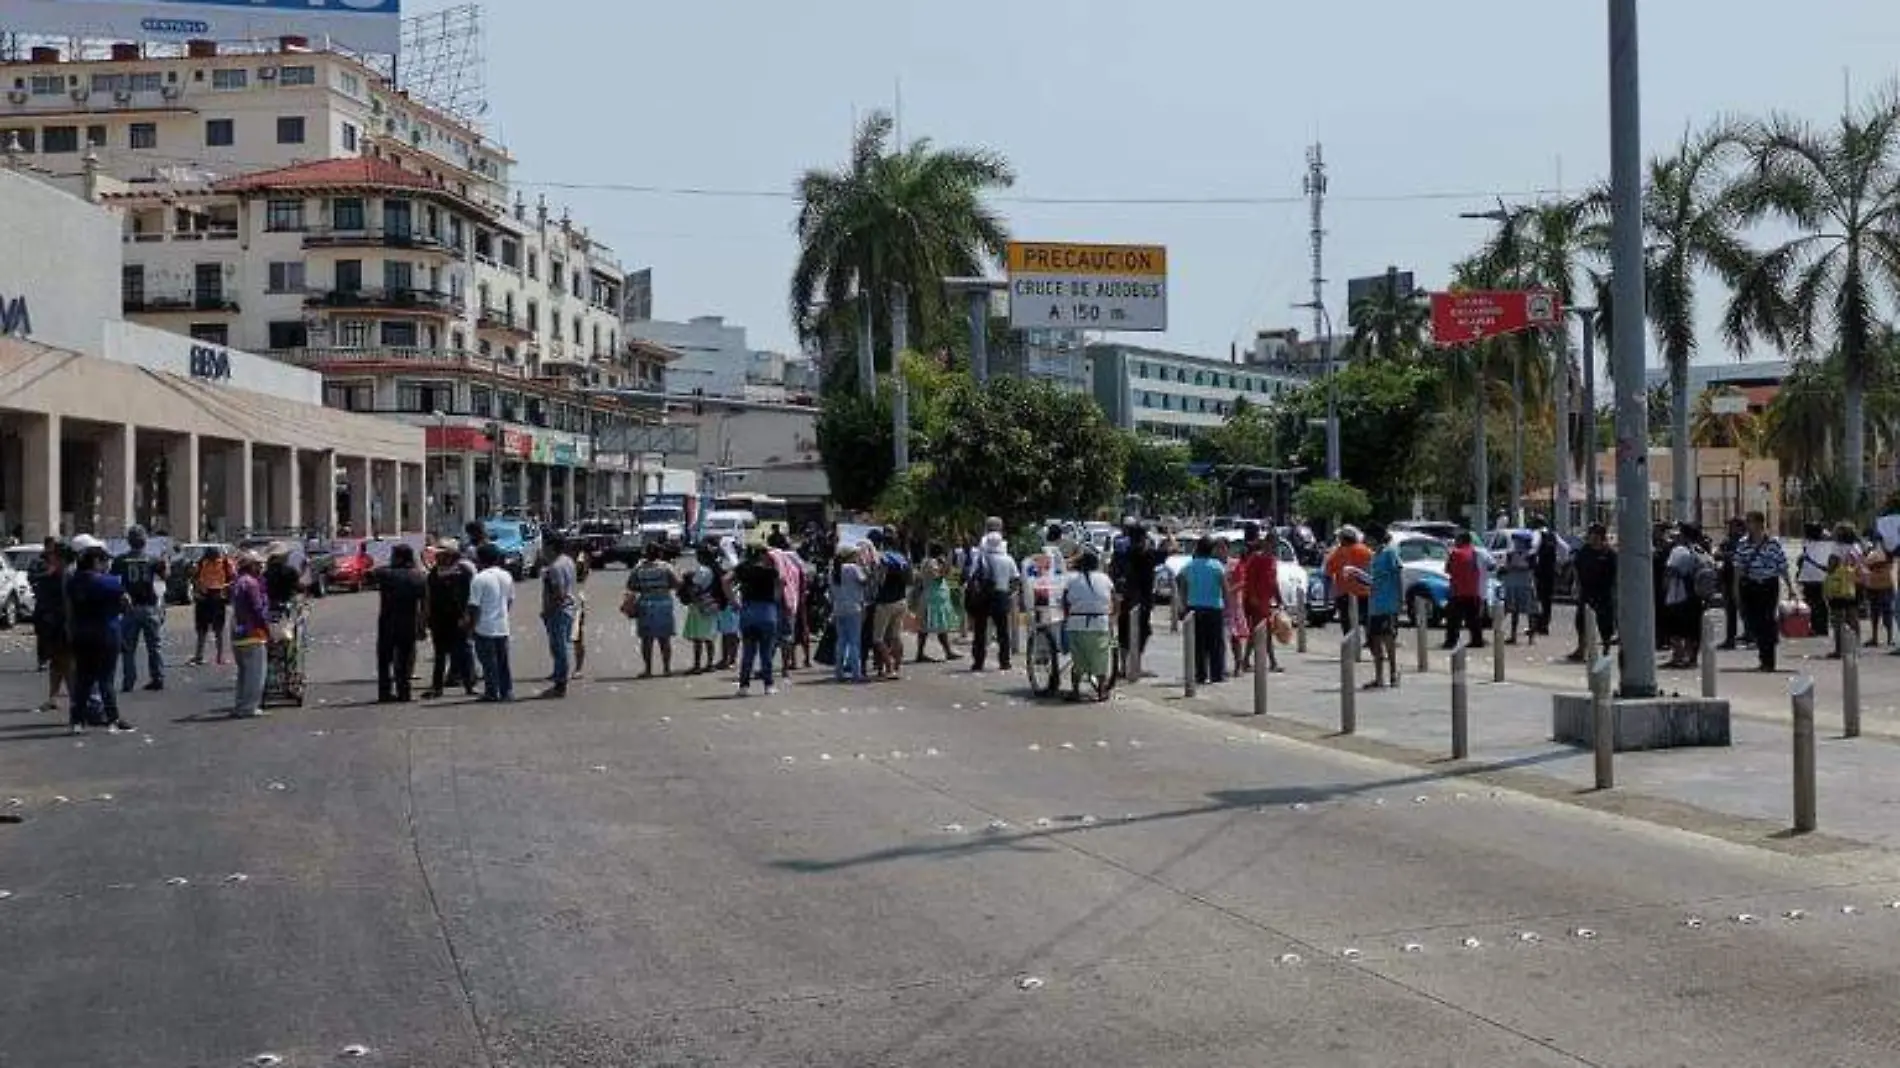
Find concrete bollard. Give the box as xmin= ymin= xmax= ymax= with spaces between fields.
xmin=1182 ymin=609 xmax=1196 ymax=698
xmin=1414 ymin=597 xmax=1431 ymax=675
xmin=1345 ymin=595 xmax=1362 ymax=663
xmin=1700 ymin=609 xmax=1719 ymax=699
xmin=1844 ymin=628 xmax=1861 ymax=738
xmin=1590 ymin=654 xmax=1615 ymax=790
xmin=1125 ymin=626 xmax=1143 ymax=684
xmin=1491 ymin=603 xmax=1505 ymax=682
xmin=1340 ymin=627 xmax=1358 ymax=735
xmin=1252 ymin=623 xmax=1271 ymax=716
xmin=1295 ymin=588 xmax=1309 ymax=654
xmin=1450 ymin=642 xmax=1469 ymax=760
xmin=1581 ymin=605 xmax=1598 ymax=665
xmin=1792 ymin=675 xmax=1817 ymax=833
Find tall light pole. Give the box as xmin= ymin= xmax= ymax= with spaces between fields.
xmin=1608 ymin=0 xmax=1656 ymax=698
xmin=944 ymin=277 xmax=1006 ymax=385
xmin=1293 ymin=300 xmax=1339 ymax=480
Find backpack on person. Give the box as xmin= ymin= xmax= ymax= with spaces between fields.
xmin=1824 ymin=560 xmax=1858 ymax=603
xmin=962 ymin=552 xmax=992 ymax=614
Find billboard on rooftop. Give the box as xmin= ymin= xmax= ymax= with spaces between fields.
xmin=0 ymin=0 xmax=402 ymax=55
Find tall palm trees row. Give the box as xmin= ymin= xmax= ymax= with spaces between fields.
xmin=1430 ymin=90 xmax=1900 ymax=518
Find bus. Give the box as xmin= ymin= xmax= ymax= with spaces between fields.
xmin=714 ymin=493 xmax=789 ymax=537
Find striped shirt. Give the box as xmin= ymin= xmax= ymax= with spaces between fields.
xmin=1735 ymin=535 xmax=1788 ymax=583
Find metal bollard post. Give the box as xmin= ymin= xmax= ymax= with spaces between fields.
xmin=1700 ymin=609 xmax=1719 ymax=699
xmin=1340 ymin=627 xmax=1358 ymax=734
xmin=1450 ymin=642 xmax=1469 ymax=760
xmin=1590 ymin=654 xmax=1615 ymax=790
xmin=1491 ymin=602 xmax=1505 ymax=682
xmin=1581 ymin=605 xmax=1598 ymax=664
xmin=1182 ymin=609 xmax=1196 ymax=698
xmin=1792 ymin=675 xmax=1817 ymax=833
xmin=1844 ymin=627 xmax=1861 ymax=738
xmin=1252 ymin=623 xmax=1270 ymax=716
xmin=1296 ymin=588 xmax=1309 ymax=654
xmin=1414 ymin=597 xmax=1431 ymax=674
xmin=1346 ymin=595 xmax=1362 ymax=663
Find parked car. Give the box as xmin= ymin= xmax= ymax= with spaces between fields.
xmin=636 ymin=503 xmax=689 ymax=557
xmin=163 ymin=542 xmax=236 ymax=605
xmin=1484 ymin=527 xmax=1579 ymax=605
xmin=1153 ymin=533 xmax=1309 ymax=613
xmin=482 ymin=518 xmax=542 ymax=579
xmin=0 ymin=547 xmax=37 ymax=628
xmin=1390 ymin=519 xmax=1462 ymax=542
xmin=1306 ymin=530 xmax=1500 ymax=628
xmin=324 ymin=539 xmax=380 ymax=592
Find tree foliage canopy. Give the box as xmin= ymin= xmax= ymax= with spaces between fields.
xmin=926 ymin=377 xmax=1127 ymax=531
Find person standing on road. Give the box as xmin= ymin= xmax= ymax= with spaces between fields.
xmin=187 ymin=544 xmax=235 ymax=667
xmin=1529 ymin=516 xmax=1558 ymax=637
xmin=229 ymin=551 xmax=271 ymax=719
xmin=1366 ymin=525 xmax=1403 ymax=689
xmin=1661 ymin=523 xmax=1711 ymax=670
xmin=1217 ymin=540 xmax=1252 ymax=672
xmin=467 ymin=542 xmax=516 ymax=702
xmin=1566 ymin=524 xmax=1617 ymax=662
xmin=733 ymin=543 xmax=783 ymax=696
xmin=830 ymin=544 xmax=868 ymax=681
xmin=538 ymin=539 xmax=578 ymax=699
xmin=111 ymin=526 xmax=167 ymax=693
xmin=423 ymin=541 xmax=476 ymax=698
xmin=1735 ymin=511 xmax=1794 ymax=672
xmin=768 ymin=531 xmax=806 ymax=679
xmin=1238 ymin=525 xmax=1282 ymax=674
xmin=1501 ymin=530 xmax=1538 ymax=645
xmin=968 ymin=532 xmax=1020 ymax=673
xmin=1111 ymin=521 xmax=1156 ymax=668
xmin=1323 ymin=526 xmax=1372 ymax=635
xmin=1796 ymin=521 xmax=1835 ymax=639
xmin=1061 ymin=550 xmax=1116 ymax=700
xmin=913 ymin=543 xmax=961 ymax=664
xmin=1177 ymin=536 xmax=1228 ymax=685
xmin=67 ymin=536 xmax=131 ymax=734
xmin=1715 ymin=517 xmax=1746 ymax=649
xmin=625 ymin=544 xmax=679 ymax=678
xmin=1863 ymin=526 xmax=1894 ymax=649
xmin=868 ymin=530 xmax=913 ymax=681
xmin=30 ymin=542 xmax=71 ymax=714
xmin=681 ymin=544 xmax=722 ymax=675
xmin=372 ymin=543 xmax=428 ymax=703
xmin=1444 ymin=531 xmax=1486 ymax=650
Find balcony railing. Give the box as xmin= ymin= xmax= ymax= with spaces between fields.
xmin=476 ymin=306 xmax=534 ymax=336
xmin=123 ymin=291 xmax=240 ymax=314
xmin=302 ymin=227 xmax=457 ymax=253
xmin=271 ymin=346 xmax=533 ymax=380
xmin=303 ymin=287 xmax=466 ymax=314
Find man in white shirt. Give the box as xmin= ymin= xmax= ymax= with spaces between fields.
xmin=467 ymin=542 xmax=516 ymax=702
xmin=970 ymin=532 xmax=1021 ymax=673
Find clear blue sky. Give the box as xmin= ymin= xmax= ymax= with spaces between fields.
xmin=470 ymin=0 xmax=1894 ymax=363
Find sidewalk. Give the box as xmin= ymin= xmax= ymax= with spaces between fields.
xmin=1124 ymin=622 xmax=1900 ymax=855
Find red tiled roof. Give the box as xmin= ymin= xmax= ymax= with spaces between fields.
xmin=213 ymin=157 xmax=448 ymax=195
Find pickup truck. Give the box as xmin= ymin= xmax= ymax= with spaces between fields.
xmin=571 ymin=519 xmax=639 ymax=569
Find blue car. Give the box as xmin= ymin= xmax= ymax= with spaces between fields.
xmin=482 ymin=517 xmax=543 ymax=579
xmin=1306 ymin=532 xmax=1499 ymax=627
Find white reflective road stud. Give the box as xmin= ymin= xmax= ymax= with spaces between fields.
xmin=1015 ymin=975 xmax=1044 ymax=991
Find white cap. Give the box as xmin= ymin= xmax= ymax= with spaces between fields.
xmin=69 ymin=534 xmax=105 ymax=552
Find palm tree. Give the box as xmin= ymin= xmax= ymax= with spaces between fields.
xmin=1690 ymin=387 xmax=1763 ymax=453
xmin=790 ymin=110 xmax=1015 ymax=392
xmin=1726 ymin=92 xmax=1900 ymax=511
xmin=1580 ymin=125 xmax=1756 ymax=522
xmin=1345 ymin=278 xmax=1430 ymax=362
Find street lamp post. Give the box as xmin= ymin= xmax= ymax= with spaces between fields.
xmin=1608 ymin=0 xmax=1657 ymax=698
xmin=1569 ymin=306 xmax=1600 ymax=529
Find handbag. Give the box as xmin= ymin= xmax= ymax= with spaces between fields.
xmin=1271 ymin=609 xmax=1294 ymax=646
xmin=619 ymin=589 xmax=640 ymax=618
xmin=813 ymin=621 xmax=837 ymax=667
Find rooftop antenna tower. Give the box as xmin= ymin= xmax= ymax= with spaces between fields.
xmin=398 ymin=3 xmax=488 ymax=129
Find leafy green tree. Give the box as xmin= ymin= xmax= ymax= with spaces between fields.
xmin=1191 ymin=396 xmax=1280 ymax=470
xmin=1345 ymin=275 xmax=1431 ymax=363
xmin=791 ymin=110 xmax=1014 ymax=386
xmin=815 ymin=390 xmax=894 ymax=513
xmin=926 ymin=377 xmax=1127 ymax=530
xmin=1272 ymin=359 xmax=1445 ymax=517
xmin=1294 ymin=479 xmax=1373 ymax=525
xmin=1727 ymin=94 xmax=1900 ymax=509
xmin=1123 ymin=438 xmax=1197 ymax=513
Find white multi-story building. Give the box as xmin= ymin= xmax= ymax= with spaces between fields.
xmin=1088 ymin=343 xmax=1305 ymax=441
xmin=1 ymin=36 xmax=664 ymax=527
xmin=623 ymin=314 xmax=754 ymax=400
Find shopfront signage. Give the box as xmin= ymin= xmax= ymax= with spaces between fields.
xmin=188 ymin=343 xmax=231 ymax=382
xmin=0 ymin=293 xmax=31 ymax=339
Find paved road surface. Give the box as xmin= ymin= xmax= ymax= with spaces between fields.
xmin=6 ymin=573 xmax=1900 ymax=1066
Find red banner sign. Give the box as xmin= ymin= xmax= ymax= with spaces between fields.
xmin=1430 ymin=289 xmax=1563 ymax=346
xmin=425 ymin=425 xmax=534 ymax=459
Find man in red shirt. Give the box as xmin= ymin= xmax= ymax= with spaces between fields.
xmin=1445 ymin=530 xmax=1486 ymax=649
xmin=1239 ymin=525 xmax=1282 ymax=672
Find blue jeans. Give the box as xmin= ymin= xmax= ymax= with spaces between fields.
xmin=474 ymin=634 xmax=513 ymax=700
xmin=544 ymin=608 xmax=574 ymax=687
xmin=740 ymin=602 xmax=778 ymax=688
xmin=120 ymin=604 xmax=164 ymax=688
xmin=833 ymin=611 xmax=863 ymax=680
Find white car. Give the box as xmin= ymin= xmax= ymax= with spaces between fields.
xmin=0 ymin=547 xmax=38 ymax=628
xmin=1153 ymin=534 xmax=1308 ymax=612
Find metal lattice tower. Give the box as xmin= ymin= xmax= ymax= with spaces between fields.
xmin=398 ymin=4 xmax=487 ymax=129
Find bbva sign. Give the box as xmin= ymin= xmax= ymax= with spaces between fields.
xmin=0 ymin=294 xmax=31 ymax=339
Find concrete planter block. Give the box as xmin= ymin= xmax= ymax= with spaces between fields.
xmin=1552 ymin=694 xmax=1732 ymax=752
